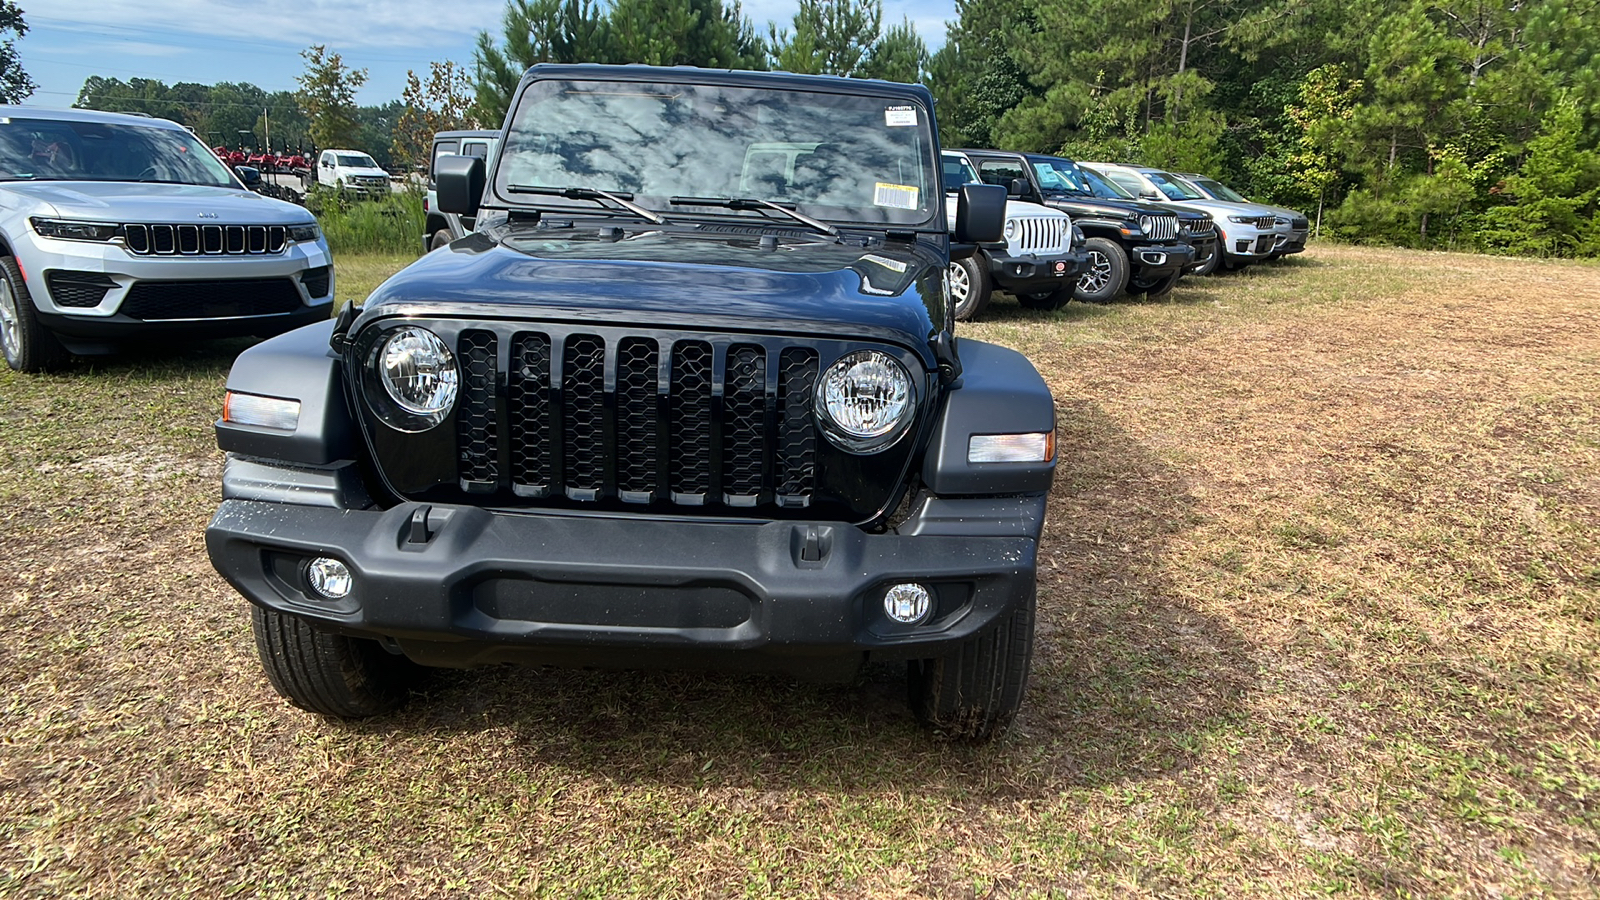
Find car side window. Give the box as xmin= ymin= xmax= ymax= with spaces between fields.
xmin=1107 ymin=171 xmax=1144 ymax=194
xmin=462 ymin=142 xmax=488 ymax=159
xmin=978 ymin=161 xmax=1024 ymax=188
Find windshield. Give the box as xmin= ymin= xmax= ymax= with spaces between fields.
xmin=0 ymin=117 xmax=238 ymax=185
xmin=497 ymin=78 xmax=939 ymax=228
xmin=1081 ymin=167 xmax=1135 ymax=200
xmin=1193 ymin=176 xmax=1247 ymax=202
xmin=1028 ymin=158 xmax=1094 ymax=194
xmin=1147 ymin=170 xmax=1205 ymax=200
xmin=337 ymin=153 xmax=379 ymax=168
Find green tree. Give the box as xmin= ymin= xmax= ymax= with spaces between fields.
xmin=1480 ymin=99 xmax=1600 ymax=255
xmin=472 ymin=0 xmax=613 ymax=123
xmin=860 ymin=17 xmax=928 ymax=84
xmin=296 ymin=45 xmax=369 ymax=150
xmin=769 ymin=0 xmax=881 ymax=77
xmin=608 ymin=0 xmax=765 ymax=68
xmin=0 ymin=1 xmax=33 ymax=104
xmin=393 ymin=61 xmax=481 ymax=171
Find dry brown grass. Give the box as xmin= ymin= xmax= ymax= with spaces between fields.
xmin=1 ymin=245 xmax=1596 ymax=897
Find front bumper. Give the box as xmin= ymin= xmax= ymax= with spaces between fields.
xmin=1220 ymin=227 xmax=1284 ymax=260
xmin=1272 ymin=230 xmax=1309 ymax=255
xmin=1183 ymin=232 xmax=1218 ymax=272
xmin=206 ymin=492 xmax=1043 ymax=679
xmin=38 ymin=300 xmax=332 ymax=347
xmin=985 ymin=248 xmax=1089 ymax=292
xmin=1128 ymin=242 xmax=1195 ymax=276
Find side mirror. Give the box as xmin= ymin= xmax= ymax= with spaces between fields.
xmin=234 ymin=165 xmax=261 ymax=187
xmin=1141 ymin=189 xmax=1161 ymax=201
xmin=1007 ymin=178 xmax=1027 ymax=198
xmin=954 ymin=182 xmax=1005 ymax=244
xmin=436 ymin=154 xmax=486 ymax=217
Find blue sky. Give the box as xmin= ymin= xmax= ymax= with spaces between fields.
xmin=20 ymin=1 xmax=956 ymax=111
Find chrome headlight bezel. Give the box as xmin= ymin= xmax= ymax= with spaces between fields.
xmin=361 ymin=325 xmax=459 ymax=431
xmin=814 ymin=350 xmax=917 ymax=454
xmin=1137 ymin=214 xmax=1154 ymax=235
xmin=1003 ymin=218 xmax=1018 ymax=241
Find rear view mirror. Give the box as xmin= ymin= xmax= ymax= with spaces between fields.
xmin=436 ymin=154 xmax=486 ymax=217
xmin=954 ymin=183 xmax=1005 ymax=244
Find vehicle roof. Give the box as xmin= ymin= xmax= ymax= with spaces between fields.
xmin=434 ymin=130 xmax=500 ymax=140
xmin=519 ymin=63 xmax=935 ymax=104
xmin=0 ymin=105 xmax=188 ymax=130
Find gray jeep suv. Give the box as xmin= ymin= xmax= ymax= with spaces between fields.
xmin=0 ymin=107 xmax=333 ymax=371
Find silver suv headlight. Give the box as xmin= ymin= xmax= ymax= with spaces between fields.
xmin=815 ymin=350 xmax=916 ymax=453
xmin=31 ymin=217 xmax=121 ymax=242
xmin=288 ymin=222 xmax=321 ymax=243
xmin=369 ymin=326 xmax=458 ymax=430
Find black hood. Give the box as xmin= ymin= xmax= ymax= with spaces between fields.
xmin=1037 ymin=192 xmax=1178 ymax=220
xmin=355 ymin=223 xmax=949 ymax=367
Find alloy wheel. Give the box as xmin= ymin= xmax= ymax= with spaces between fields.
xmin=0 ymin=277 xmax=20 ymax=362
xmin=1078 ymin=250 xmax=1111 ymax=293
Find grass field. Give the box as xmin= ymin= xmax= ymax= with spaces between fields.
xmin=2 ymin=245 xmax=1597 ymax=897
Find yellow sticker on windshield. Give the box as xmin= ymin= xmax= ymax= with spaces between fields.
xmin=874 ymin=182 xmax=919 ymax=210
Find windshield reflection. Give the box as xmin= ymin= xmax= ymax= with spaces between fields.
xmin=496 ymin=79 xmax=938 ymax=228
xmin=0 ymin=118 xmax=237 ymax=185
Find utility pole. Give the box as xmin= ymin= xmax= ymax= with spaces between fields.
xmin=264 ymin=106 xmax=271 ymax=154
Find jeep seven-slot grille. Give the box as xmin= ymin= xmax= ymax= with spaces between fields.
xmin=1181 ymin=218 xmax=1215 ymax=235
xmin=123 ymin=223 xmax=287 ymax=256
xmin=1011 ymin=216 xmax=1069 ymax=254
xmin=1146 ymin=214 xmax=1178 ymax=241
xmin=453 ymin=331 xmax=822 ymax=510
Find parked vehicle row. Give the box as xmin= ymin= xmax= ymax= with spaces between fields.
xmin=925 ymin=149 xmax=1308 ymax=319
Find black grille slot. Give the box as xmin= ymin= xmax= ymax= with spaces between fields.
xmin=777 ymin=348 xmax=818 ymax=503
xmin=440 ymin=328 xmax=836 ymax=516
xmin=615 ymin=337 xmax=660 ymax=501
xmin=722 ymin=344 xmax=766 ymax=503
xmin=669 ymin=341 xmax=714 ymax=501
xmin=120 ymin=279 xmax=302 ymax=319
xmin=457 ymin=330 xmax=499 ymax=489
xmin=562 ymin=335 xmax=606 ymax=499
xmin=509 ymin=333 xmax=553 ymax=496
xmin=300 ymin=266 xmax=331 ymax=298
xmin=45 ymin=271 xmax=117 ymax=308
xmin=120 ymin=222 xmax=286 ymax=255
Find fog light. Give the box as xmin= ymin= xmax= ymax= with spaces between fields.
xmin=884 ymin=583 xmax=932 ymax=624
xmin=306 ymin=557 xmax=352 ymax=599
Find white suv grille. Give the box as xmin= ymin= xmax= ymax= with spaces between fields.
xmin=1008 ymin=216 xmax=1070 ymax=255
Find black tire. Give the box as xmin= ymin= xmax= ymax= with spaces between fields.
xmin=1191 ymin=246 xmax=1220 ymax=277
xmin=1126 ymin=270 xmax=1181 ymax=298
xmin=1221 ymin=254 xmax=1250 ymax=272
xmin=0 ymin=256 xmax=69 ymax=373
xmin=909 ymin=587 xmax=1035 ymax=742
xmin=1017 ymin=287 xmax=1071 ymax=311
xmin=428 ymin=229 xmax=453 ymax=252
xmin=1072 ymin=237 xmax=1129 ymax=304
xmin=250 ymin=605 xmax=419 ymax=718
xmin=948 ymin=256 xmax=991 ymax=321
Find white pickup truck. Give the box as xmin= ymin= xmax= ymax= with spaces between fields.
xmin=309 ymin=149 xmax=389 ymax=197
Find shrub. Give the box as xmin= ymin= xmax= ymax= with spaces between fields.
xmin=311 ymin=186 xmax=424 ymax=256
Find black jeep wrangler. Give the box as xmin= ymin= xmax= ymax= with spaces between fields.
xmin=205 ymin=65 xmax=1056 ymax=741
xmin=953 ymin=149 xmax=1216 ymax=301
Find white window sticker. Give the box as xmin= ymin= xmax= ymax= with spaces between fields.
xmin=874 ymin=182 xmax=920 ymax=209
xmin=884 ymin=106 xmax=919 ymax=127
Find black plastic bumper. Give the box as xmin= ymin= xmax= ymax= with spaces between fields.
xmin=985 ymin=249 xmax=1089 ymax=292
xmin=205 ymin=496 xmax=1041 ymax=680
xmin=39 ymin=302 xmax=332 ymax=348
xmin=1128 ymin=242 xmax=1194 ymax=276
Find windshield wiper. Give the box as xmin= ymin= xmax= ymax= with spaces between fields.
xmin=668 ymin=196 xmax=839 ymax=238
xmin=506 ymin=184 xmax=668 ymax=225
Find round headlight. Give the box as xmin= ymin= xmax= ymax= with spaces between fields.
xmin=1003 ymin=219 xmax=1017 ymax=241
xmin=377 ymin=326 xmax=458 ymax=426
xmin=815 ymin=350 xmax=916 ymax=452
xmin=1138 ymin=214 xmax=1154 ymax=234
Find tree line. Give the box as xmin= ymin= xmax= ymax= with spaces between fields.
xmin=69 ymin=0 xmax=1600 ymax=256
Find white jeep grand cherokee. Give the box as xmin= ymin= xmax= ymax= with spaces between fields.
xmin=0 ymin=106 xmax=333 ymax=372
